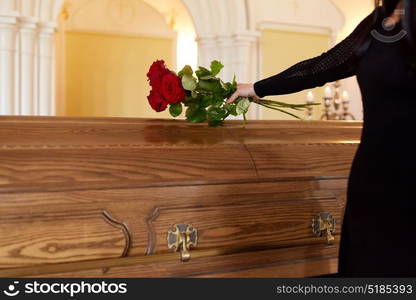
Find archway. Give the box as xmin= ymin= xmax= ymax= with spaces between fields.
xmin=55 ymin=0 xmax=197 ymax=118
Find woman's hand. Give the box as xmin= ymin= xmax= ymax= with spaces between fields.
xmin=226 ymin=83 xmax=259 ymax=104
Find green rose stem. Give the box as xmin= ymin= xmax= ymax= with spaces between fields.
xmin=256 ymin=99 xmax=318 ymax=108
xmin=251 ymin=98 xmax=320 ymax=120
xmin=255 ymin=102 xmax=303 ymax=120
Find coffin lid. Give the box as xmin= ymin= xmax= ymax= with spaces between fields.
xmin=0 ymin=117 xmax=362 ymax=194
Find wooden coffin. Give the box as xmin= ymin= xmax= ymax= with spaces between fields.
xmin=0 ymin=117 xmax=362 ymax=277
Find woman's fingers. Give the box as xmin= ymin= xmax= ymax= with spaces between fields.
xmin=226 ymin=83 xmax=258 ymax=104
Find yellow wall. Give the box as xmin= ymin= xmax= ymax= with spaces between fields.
xmin=65 ymin=31 xmax=174 ymax=118
xmin=260 ymin=29 xmax=330 ymax=120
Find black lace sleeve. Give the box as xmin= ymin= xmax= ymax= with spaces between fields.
xmin=253 ymin=9 xmax=377 ymax=98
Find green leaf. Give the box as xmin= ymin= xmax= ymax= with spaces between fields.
xmin=208 ymin=120 xmax=223 ymax=127
xmin=207 ymin=107 xmax=227 ymax=121
xmin=224 ymin=83 xmax=237 ymax=97
xmin=198 ymin=79 xmax=223 ymax=93
xmin=185 ymin=103 xmax=200 ymax=118
xmin=195 ymin=67 xmax=211 ymax=78
xmin=212 ymin=94 xmax=225 ymax=107
xmin=169 ymin=103 xmax=182 ymax=117
xmin=183 ymin=95 xmax=194 ymax=105
xmin=178 ymin=65 xmax=193 ymax=78
xmin=220 ymin=80 xmax=227 ymax=90
xmin=232 ymin=75 xmax=237 ymax=87
xmin=236 ymin=97 xmax=251 ymax=115
xmin=183 ymin=65 xmax=193 ymax=76
xmin=201 ymin=95 xmax=213 ymax=108
xmin=182 ymin=74 xmax=197 ymax=91
xmin=224 ymin=103 xmax=238 ymax=116
xmin=187 ymin=108 xmax=207 ymax=123
xmin=200 ymin=75 xmax=216 ymax=80
xmin=210 ymin=60 xmax=224 ymax=76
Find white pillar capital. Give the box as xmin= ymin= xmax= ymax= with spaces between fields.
xmin=195 ymin=36 xmax=216 ymax=47
xmin=38 ymin=21 xmax=57 ymax=34
xmin=216 ymin=35 xmax=233 ymax=44
xmin=18 ymin=16 xmax=38 ymax=29
xmin=0 ymin=10 xmax=18 ymax=22
xmin=233 ymin=31 xmax=260 ymax=44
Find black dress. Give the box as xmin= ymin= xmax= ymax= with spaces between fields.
xmin=253 ymin=10 xmax=416 ymax=277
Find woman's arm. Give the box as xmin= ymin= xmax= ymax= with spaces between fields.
xmin=227 ymin=9 xmax=377 ymax=103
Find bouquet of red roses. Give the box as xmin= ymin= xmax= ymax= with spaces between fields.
xmin=146 ymin=60 xmax=318 ymax=127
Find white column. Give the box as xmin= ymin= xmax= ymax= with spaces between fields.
xmin=0 ymin=11 xmax=18 ymax=115
xmin=216 ymin=35 xmax=234 ymax=81
xmin=233 ymin=32 xmax=259 ymax=83
xmin=196 ymin=36 xmax=217 ymax=68
xmin=18 ymin=16 xmax=37 ymax=115
xmin=38 ymin=21 xmax=55 ymax=116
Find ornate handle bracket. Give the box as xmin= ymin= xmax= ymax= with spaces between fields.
xmin=312 ymin=212 xmax=336 ymax=244
xmin=101 ymin=210 xmax=132 ymax=274
xmin=167 ymin=224 xmax=198 ymax=262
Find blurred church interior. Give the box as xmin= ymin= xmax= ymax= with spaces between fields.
xmin=0 ymin=0 xmax=374 ymax=121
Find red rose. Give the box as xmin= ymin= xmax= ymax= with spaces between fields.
xmin=161 ymin=73 xmax=185 ymax=104
xmin=147 ymin=60 xmax=170 ymax=89
xmin=147 ymin=89 xmax=168 ymax=112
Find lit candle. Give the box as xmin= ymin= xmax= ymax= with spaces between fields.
xmin=342 ymin=91 xmax=349 ymax=102
xmin=306 ymin=91 xmax=314 ymax=104
xmin=324 ymin=86 xmax=333 ymax=98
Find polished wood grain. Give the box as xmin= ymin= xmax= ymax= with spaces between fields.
xmin=0 ymin=117 xmax=362 ymax=277
xmin=1 ymin=244 xmax=339 ymax=278
xmin=0 ymin=179 xmax=346 ymax=269
xmin=0 ymin=209 xmax=128 ymax=268
xmin=0 ymin=117 xmax=361 ymax=192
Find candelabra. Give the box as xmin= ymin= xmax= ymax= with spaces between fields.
xmin=306 ymin=81 xmax=355 ymax=120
